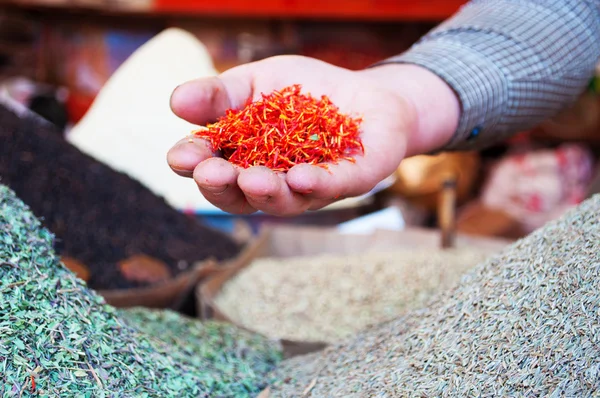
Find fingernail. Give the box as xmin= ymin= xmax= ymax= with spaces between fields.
xmin=170 ymin=167 xmax=194 ymax=178
xmin=169 ymin=85 xmax=181 ymax=107
xmin=246 ymin=194 xmax=272 ymax=204
xmin=200 ymin=184 xmax=229 ymax=195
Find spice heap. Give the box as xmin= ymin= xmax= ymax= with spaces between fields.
xmin=269 ymin=195 xmax=600 ymax=397
xmin=214 ymin=248 xmax=493 ymax=343
xmin=0 ymin=184 xmax=281 ymax=397
xmin=118 ymin=308 xmax=282 ymax=392
xmin=193 ymin=84 xmax=364 ymax=172
xmin=0 ymin=103 xmax=240 ymax=291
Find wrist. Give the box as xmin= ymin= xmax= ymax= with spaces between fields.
xmin=358 ymin=63 xmax=460 ymax=156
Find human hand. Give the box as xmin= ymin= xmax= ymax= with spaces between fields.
xmin=167 ymin=55 xmax=459 ymax=216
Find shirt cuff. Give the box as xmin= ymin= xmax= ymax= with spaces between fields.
xmin=374 ymin=0 xmax=599 ymax=152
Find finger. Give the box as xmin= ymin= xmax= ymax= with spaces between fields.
xmin=237 ymin=166 xmax=311 ymax=217
xmin=193 ymin=158 xmax=257 ymax=215
xmin=170 ymin=66 xmax=253 ymax=126
xmin=307 ymin=198 xmax=337 ymax=211
xmin=285 ymin=162 xmax=369 ymax=201
xmin=167 ymin=136 xmax=215 ymax=178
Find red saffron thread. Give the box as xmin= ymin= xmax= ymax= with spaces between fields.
xmin=192 ymin=84 xmax=364 ymax=172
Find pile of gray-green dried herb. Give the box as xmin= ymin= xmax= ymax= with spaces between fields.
xmin=118 ymin=307 xmax=282 ymax=386
xmin=0 ymin=184 xmax=281 ymax=397
xmin=215 ymin=249 xmax=492 ymax=343
xmin=269 ymin=195 xmax=600 ymax=397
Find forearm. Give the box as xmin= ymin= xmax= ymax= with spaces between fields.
xmin=375 ymin=0 xmax=600 ymax=152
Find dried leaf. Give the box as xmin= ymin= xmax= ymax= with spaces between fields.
xmin=61 ymin=256 xmax=90 ymax=282
xmin=118 ymin=254 xmax=172 ymax=284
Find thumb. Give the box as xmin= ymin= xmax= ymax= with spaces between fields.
xmin=169 ymin=66 xmax=253 ymax=126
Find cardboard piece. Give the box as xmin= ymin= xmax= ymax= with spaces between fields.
xmin=100 ymin=259 xmax=219 ymax=309
xmin=198 ymin=224 xmax=510 ymax=358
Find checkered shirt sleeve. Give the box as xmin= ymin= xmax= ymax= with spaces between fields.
xmin=379 ymin=0 xmax=600 ymax=151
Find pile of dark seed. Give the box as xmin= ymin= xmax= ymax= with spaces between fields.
xmin=269 ymin=195 xmax=600 ymax=397
xmin=0 ymin=103 xmax=240 ymax=290
xmin=0 ymin=184 xmax=281 ymax=397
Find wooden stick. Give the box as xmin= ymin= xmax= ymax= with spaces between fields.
xmin=438 ymin=174 xmax=458 ymax=249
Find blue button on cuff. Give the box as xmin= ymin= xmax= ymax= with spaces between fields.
xmin=467 ymin=126 xmax=481 ymax=141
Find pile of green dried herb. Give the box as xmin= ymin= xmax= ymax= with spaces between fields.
xmin=0 ymin=103 xmax=240 ymax=291
xmin=214 ymin=248 xmax=493 ymax=343
xmin=269 ymin=195 xmax=600 ymax=397
xmin=118 ymin=307 xmax=282 ymax=389
xmin=0 ymin=184 xmax=281 ymax=397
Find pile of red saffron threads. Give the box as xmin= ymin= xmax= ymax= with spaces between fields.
xmin=192 ymin=84 xmax=364 ymax=172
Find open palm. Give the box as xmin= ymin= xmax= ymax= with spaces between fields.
xmin=167 ymin=55 xmax=416 ymax=216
